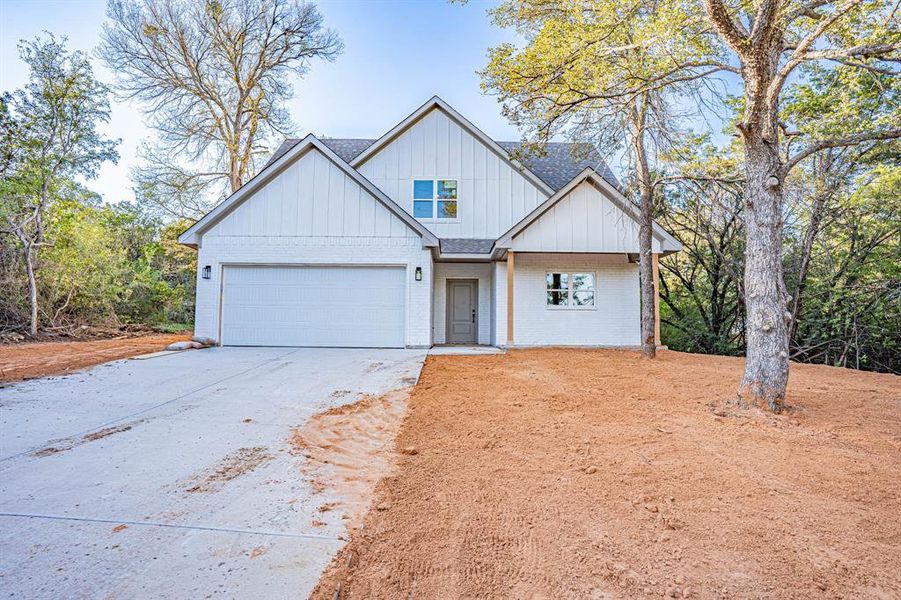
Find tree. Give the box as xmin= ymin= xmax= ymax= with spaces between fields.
xmin=0 ymin=35 xmax=118 ymax=335
xmin=99 ymin=0 xmax=343 ymax=216
xmin=480 ymin=0 xmax=728 ymax=358
xmin=658 ymin=142 xmax=747 ymax=355
xmin=699 ymin=0 xmax=900 ymax=410
xmin=781 ymin=63 xmax=900 ymax=346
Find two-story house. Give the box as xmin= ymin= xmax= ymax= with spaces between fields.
xmin=178 ymin=96 xmax=681 ymax=348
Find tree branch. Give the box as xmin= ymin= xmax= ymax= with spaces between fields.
xmin=782 ymin=129 xmax=901 ymax=174
xmin=702 ymin=0 xmax=750 ymax=57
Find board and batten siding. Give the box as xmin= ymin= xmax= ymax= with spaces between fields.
xmin=212 ymin=148 xmax=419 ymax=240
xmin=357 ymin=108 xmax=549 ymax=239
xmin=194 ymin=147 xmax=433 ymax=347
xmin=510 ymin=181 xmax=663 ymax=253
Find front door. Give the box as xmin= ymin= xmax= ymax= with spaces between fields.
xmin=447 ymin=280 xmax=478 ymax=344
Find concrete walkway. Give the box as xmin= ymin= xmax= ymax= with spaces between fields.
xmin=0 ymin=347 xmax=425 ymax=599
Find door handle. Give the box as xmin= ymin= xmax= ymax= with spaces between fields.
xmin=471 ymin=309 xmax=475 ymax=323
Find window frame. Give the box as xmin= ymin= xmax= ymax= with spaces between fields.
xmin=411 ymin=178 xmax=459 ymax=222
xmin=545 ymin=271 xmax=597 ymax=310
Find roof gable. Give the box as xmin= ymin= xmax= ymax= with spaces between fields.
xmin=494 ymin=168 xmax=681 ymax=255
xmin=178 ymin=135 xmax=438 ymax=247
xmin=349 ymin=96 xmax=556 ymax=197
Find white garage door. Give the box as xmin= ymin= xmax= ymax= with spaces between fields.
xmin=221 ymin=266 xmax=406 ymax=347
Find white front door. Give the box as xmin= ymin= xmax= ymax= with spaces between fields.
xmin=446 ymin=280 xmax=478 ymax=344
xmin=221 ymin=265 xmax=406 ymax=347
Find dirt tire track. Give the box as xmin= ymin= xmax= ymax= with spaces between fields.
xmin=312 ymin=349 xmax=901 ymax=600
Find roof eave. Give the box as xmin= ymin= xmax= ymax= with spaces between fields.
xmin=351 ymin=96 xmax=556 ymax=198
xmin=177 ymin=134 xmax=439 ymax=249
xmin=493 ymin=167 xmax=683 ymax=254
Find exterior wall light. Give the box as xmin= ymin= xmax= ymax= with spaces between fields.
xmin=202 ymin=265 xmax=212 ymax=280
xmin=415 ymin=266 xmax=422 ymax=281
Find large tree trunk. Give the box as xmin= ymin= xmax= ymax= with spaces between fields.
xmin=24 ymin=241 xmax=38 ymax=336
xmin=738 ymin=134 xmax=790 ymax=411
xmin=632 ymin=98 xmax=656 ymax=358
xmin=638 ymin=187 xmax=657 ymax=358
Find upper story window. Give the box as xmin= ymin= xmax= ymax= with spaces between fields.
xmin=413 ymin=179 xmax=458 ymax=220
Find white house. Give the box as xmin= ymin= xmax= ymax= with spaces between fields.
xmin=178 ymin=96 xmax=681 ymax=348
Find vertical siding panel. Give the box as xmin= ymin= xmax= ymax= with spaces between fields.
xmin=351 ymin=107 xmax=552 ymax=238
xmin=344 ymin=176 xmax=358 ymax=236
xmin=436 ymin=113 xmax=449 ymax=175
xmin=386 ymin=140 xmax=399 ymax=181
xmin=488 ymin=157 xmax=500 ymax=235
xmin=298 ymin=152 xmax=312 ymax=236
xmin=360 ymin=183 xmax=375 ymax=236
xmin=461 ymin=131 xmax=473 ymax=179
xmin=498 ymin=159 xmax=511 ymax=232
xmin=289 ymin=158 xmax=301 ymax=235
xmin=424 ymin=113 xmax=438 ymax=178
xmin=411 ymin=122 xmax=424 ymax=177
xmin=399 ymin=134 xmax=412 ymax=180
xmin=448 ymin=119 xmax=461 ymax=174
xmin=329 ymin=166 xmax=345 ymax=236
xmin=556 ymin=198 xmax=571 ymax=252
xmin=312 ymin=152 xmax=329 ymax=234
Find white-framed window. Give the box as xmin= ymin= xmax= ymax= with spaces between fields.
xmin=413 ymin=179 xmax=458 ymax=220
xmin=546 ymin=272 xmax=596 ymax=309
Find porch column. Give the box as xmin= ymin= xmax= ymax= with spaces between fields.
xmin=652 ymin=252 xmax=661 ymax=346
xmin=506 ymin=250 xmax=514 ymax=346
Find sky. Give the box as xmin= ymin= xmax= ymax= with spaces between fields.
xmin=0 ymin=0 xmax=526 ymax=204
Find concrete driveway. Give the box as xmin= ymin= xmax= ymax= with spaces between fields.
xmin=0 ymin=347 xmax=425 ymax=599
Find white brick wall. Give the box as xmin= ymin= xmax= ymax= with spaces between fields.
xmin=497 ymin=253 xmax=640 ymax=347
xmin=432 ymin=263 xmax=493 ymax=345
xmin=194 ymin=235 xmax=433 ymax=347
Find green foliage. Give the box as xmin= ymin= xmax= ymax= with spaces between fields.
xmin=40 ymin=194 xmax=129 ymax=324
xmin=115 ymin=215 xmax=196 ymax=326
xmin=789 ymin=166 xmax=900 ymax=371
xmin=1 ymin=34 xmax=195 ymax=335
xmin=481 ymin=0 xmax=720 ymax=148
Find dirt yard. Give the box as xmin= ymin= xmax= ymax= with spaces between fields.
xmin=0 ymin=333 xmax=190 ymax=383
xmin=311 ymin=349 xmax=901 ymax=600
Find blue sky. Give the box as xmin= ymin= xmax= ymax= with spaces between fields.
xmin=0 ymin=0 xmax=525 ymax=204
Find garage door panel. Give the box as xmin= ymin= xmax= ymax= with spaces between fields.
xmin=222 ymin=266 xmax=406 ymax=347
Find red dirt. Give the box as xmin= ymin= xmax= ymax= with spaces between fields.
xmin=0 ymin=333 xmax=190 ymax=383
xmin=290 ymin=390 xmax=409 ymax=530
xmin=311 ymin=349 xmax=901 ymax=600
xmin=185 ymin=446 xmax=272 ymax=493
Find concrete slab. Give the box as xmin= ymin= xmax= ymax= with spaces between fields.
xmin=428 ymin=345 xmax=505 ymax=356
xmin=0 ymin=347 xmax=425 ymax=599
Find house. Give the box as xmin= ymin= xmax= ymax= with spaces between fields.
xmin=178 ymin=96 xmax=681 ymax=348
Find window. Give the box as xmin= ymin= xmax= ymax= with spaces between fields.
xmin=547 ymin=272 xmax=595 ymax=308
xmin=413 ymin=179 xmax=457 ymax=220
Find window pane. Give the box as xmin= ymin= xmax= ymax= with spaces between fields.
xmin=413 ymin=180 xmax=434 ymax=200
xmin=573 ymin=291 xmax=595 ymax=306
xmin=414 ymin=200 xmax=434 ymax=218
xmin=437 ymin=200 xmax=457 ymax=219
xmin=572 ymin=273 xmax=594 ymax=291
xmin=437 ymin=180 xmax=457 ymax=199
xmin=546 ymin=273 xmax=568 ymax=290
xmin=547 ymin=290 xmax=569 ymax=306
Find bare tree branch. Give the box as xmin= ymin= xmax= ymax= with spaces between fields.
xmin=782 ymin=129 xmax=901 ymax=174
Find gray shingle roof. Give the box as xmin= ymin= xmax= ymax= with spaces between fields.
xmin=439 ymin=238 xmax=495 ymax=254
xmin=497 ymin=141 xmax=621 ymax=191
xmin=264 ymin=138 xmax=619 ymax=192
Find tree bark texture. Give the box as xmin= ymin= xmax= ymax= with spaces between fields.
xmin=24 ymin=241 xmax=38 ymax=336
xmin=738 ymin=134 xmax=790 ymax=411
xmin=632 ymin=99 xmax=657 ymax=358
